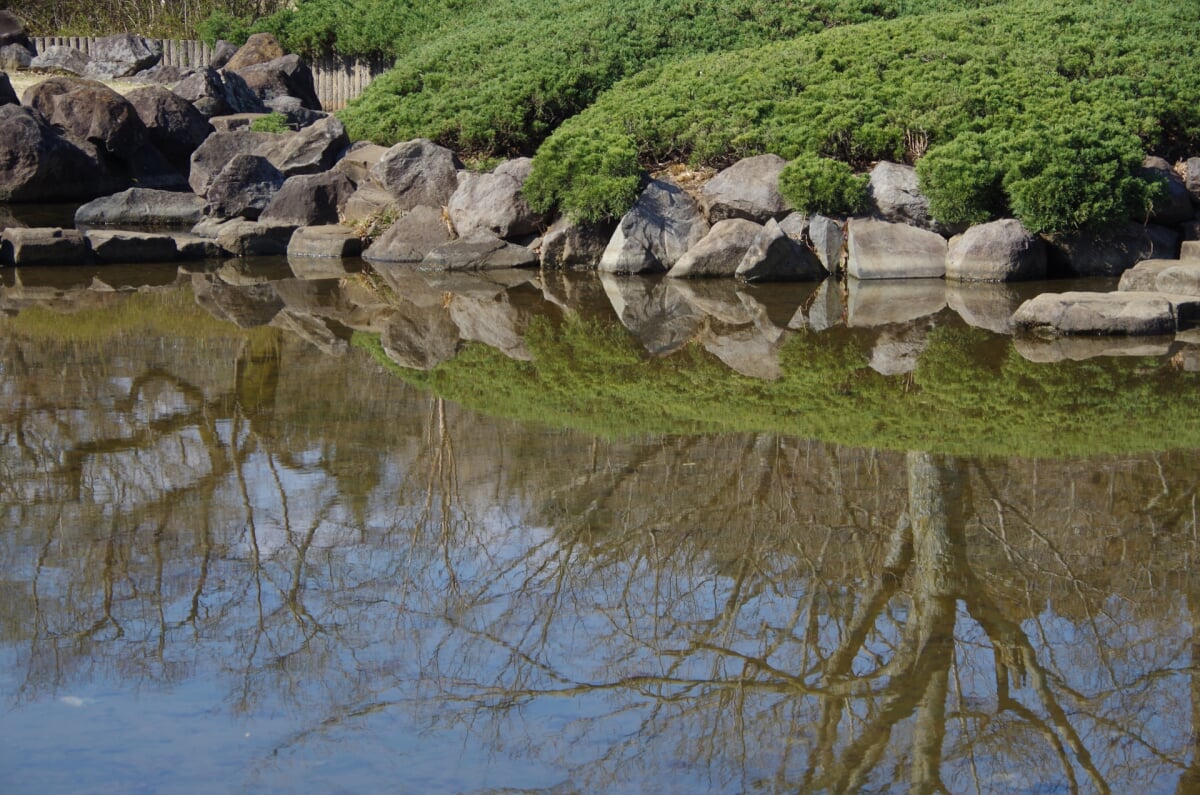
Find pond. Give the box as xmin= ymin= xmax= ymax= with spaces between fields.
xmin=2 ymin=256 xmax=1200 ymax=793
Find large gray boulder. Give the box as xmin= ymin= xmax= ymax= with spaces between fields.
xmin=599 ymin=178 xmax=709 ymax=274
xmin=204 ymin=153 xmax=286 ymax=220
xmin=264 ymin=115 xmax=348 ymax=176
xmin=1141 ymin=156 xmax=1194 ymax=227
xmin=362 ymin=205 xmax=452 ymax=262
xmin=421 ymin=234 xmax=538 ymax=270
xmin=447 ymin=158 xmax=544 ymax=240
xmin=1151 ymin=263 xmax=1200 ymax=297
xmin=735 ymin=217 xmax=827 ymax=282
xmin=0 ymin=43 xmax=32 ymax=71
xmin=370 ymin=139 xmax=463 ymax=211
xmin=75 ymin=188 xmax=204 ymax=227
xmin=1013 ymin=291 xmax=1200 ymax=335
xmin=945 ymin=218 xmax=1046 ymax=282
xmin=202 ymin=217 xmax=297 ymax=257
xmin=1117 ymin=258 xmax=1183 ymax=292
xmin=125 ymin=85 xmax=213 ymax=174
xmin=846 ymin=218 xmax=947 ymax=279
xmin=84 ymin=34 xmax=161 ymax=79
xmin=700 ymin=154 xmax=790 ymax=223
xmin=868 ymin=161 xmax=946 ymax=232
xmin=261 ymin=171 xmax=354 ymax=226
xmin=232 ymin=54 xmax=321 ymax=112
xmin=287 ymin=225 xmax=363 ymax=259
xmin=668 ymin=218 xmax=761 ymax=278
xmin=539 ymin=217 xmax=613 ymax=269
xmin=31 ymin=46 xmax=90 ymax=75
xmin=173 ymin=67 xmax=266 ymax=117
xmin=1044 ymin=223 xmax=1179 ymax=278
xmin=0 ymin=104 xmax=109 ymax=202
xmin=808 ymin=214 xmax=846 ymax=274
xmin=188 ymin=130 xmax=285 ymax=195
xmin=342 ymin=183 xmax=397 ymax=224
xmin=1 ymin=227 xmax=88 ymax=266
xmin=333 ymin=141 xmax=390 ymax=186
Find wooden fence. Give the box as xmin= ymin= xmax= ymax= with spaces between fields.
xmin=29 ymin=36 xmax=390 ymax=110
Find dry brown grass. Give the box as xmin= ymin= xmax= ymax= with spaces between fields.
xmin=8 ymin=70 xmax=143 ymax=99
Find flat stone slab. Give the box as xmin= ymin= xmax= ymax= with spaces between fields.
xmin=75 ymin=188 xmax=205 ymax=227
xmin=846 ymin=218 xmax=947 ymax=280
xmin=421 ymin=234 xmax=537 ymax=271
xmin=287 ymin=224 xmax=363 ymax=258
xmin=1012 ymin=291 xmax=1200 ymax=336
xmin=86 ymin=229 xmax=178 ymax=262
xmin=1117 ymin=259 xmax=1186 ymax=292
xmin=2 ymin=227 xmax=88 ymax=266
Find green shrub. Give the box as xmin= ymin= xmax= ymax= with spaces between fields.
xmin=523 ymin=130 xmax=644 ymax=223
xmin=249 ymin=112 xmax=290 ymax=133
xmin=778 ymin=153 xmax=868 ymax=216
xmin=196 ymin=8 xmax=253 ymax=46
xmin=916 ymin=132 xmax=1007 ymax=226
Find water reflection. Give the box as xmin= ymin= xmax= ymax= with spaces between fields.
xmin=1 ymin=265 xmax=1199 ymax=792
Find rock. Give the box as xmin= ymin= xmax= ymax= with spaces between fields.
xmin=130 ymin=62 xmax=194 ymax=85
xmin=75 ymin=188 xmax=204 ymax=227
xmin=333 ymin=141 xmax=390 ymax=186
xmin=205 ymin=153 xmax=287 ymax=220
xmin=1117 ymin=259 xmax=1185 ymax=292
xmin=868 ymin=161 xmax=947 ymax=232
xmin=191 ymin=273 xmax=284 ymax=327
xmin=735 ymin=217 xmax=826 ymax=282
xmin=540 ymin=217 xmax=614 ymax=269
xmin=1012 ymin=291 xmax=1200 ymax=335
xmin=271 ymin=309 xmax=349 ymax=356
xmin=447 ymin=157 xmax=544 ymax=240
xmin=286 ymin=254 xmax=360 ymax=279
xmin=125 ymin=85 xmax=213 ymax=174
xmin=421 ymin=234 xmax=538 ymax=270
xmin=1141 ymin=156 xmax=1194 ymax=226
xmin=945 ymin=218 xmax=1046 ymax=282
xmin=362 ymin=205 xmax=452 ymax=262
xmin=1044 ymin=223 xmax=1179 ymax=278
xmin=261 ymin=171 xmax=354 ymax=226
xmin=380 ymin=303 xmax=461 ymax=370
xmin=845 ymin=218 xmax=947 ymax=279
xmin=1015 ymin=334 xmax=1173 ymax=363
xmin=210 ymin=40 xmax=238 ymax=70
xmin=0 ymin=43 xmax=32 ymax=71
xmin=1152 ymin=263 xmax=1200 ymax=297
xmin=669 ymin=280 xmax=757 ymax=325
xmin=30 ymin=46 xmax=90 ymax=75
xmin=224 ymin=33 xmax=285 ymax=72
xmin=700 ymin=154 xmax=790 ymax=223
xmin=808 ymin=214 xmax=845 ymax=274
xmin=668 ymin=218 xmax=761 ymax=278
xmin=211 ymin=218 xmax=298 ymax=257
xmin=847 ymin=278 xmax=947 ymax=327
xmin=806 ymin=278 xmax=845 ymax=331
xmin=233 ymin=54 xmax=321 ymax=111
xmin=0 ymin=104 xmax=108 ymax=202
xmin=700 ymin=323 xmax=784 ymax=380
xmin=170 ymin=233 xmax=225 ymax=259
xmin=172 ymin=67 xmax=266 ymax=117
xmin=36 ymin=79 xmax=148 ymax=160
xmin=264 ymin=115 xmax=348 ymax=176
xmin=85 ymin=229 xmax=178 ymax=262
xmin=342 ymin=184 xmax=397 ymax=224
xmin=0 ymin=11 xmax=31 ymax=51
xmin=287 ymin=225 xmax=363 ymax=258
xmin=370 ymin=138 xmax=463 ymax=211
xmin=1185 ymin=157 xmax=1200 ymax=204
xmin=208 ymin=113 xmax=270 ymax=132
xmin=599 ymin=178 xmax=709 ymax=274
xmin=262 ymin=95 xmax=326 ymax=128
xmin=1 ymin=227 xmax=88 ymax=266
xmin=188 ymin=130 xmax=284 ymax=196
xmin=84 ymin=34 xmax=161 ymax=79
xmin=600 ymin=272 xmax=704 ymax=355
xmin=1184 ymin=240 xmax=1200 ymax=261
xmin=0 ymin=71 xmax=14 ymax=106
xmin=946 ymin=282 xmax=1024 ymax=334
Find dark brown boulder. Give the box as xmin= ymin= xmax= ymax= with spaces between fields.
xmin=0 ymin=104 xmax=112 ymax=202
xmin=125 ymin=85 xmax=213 ymax=173
xmin=233 ymin=54 xmax=321 ymax=111
xmin=22 ymin=76 xmax=108 ymax=117
xmin=205 ymin=153 xmax=286 ymax=220
xmin=45 ymin=82 xmax=149 ymax=160
xmin=188 ymin=130 xmax=285 ymax=196
xmin=261 ymin=171 xmax=354 ymax=226
xmin=224 ymin=33 xmax=285 ymax=71
xmin=172 ymin=67 xmax=266 ymax=117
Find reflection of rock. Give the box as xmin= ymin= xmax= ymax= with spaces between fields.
xmin=540 ymin=270 xmax=614 ymax=318
xmin=806 ymin=278 xmax=845 ymax=331
xmin=447 ymin=288 xmax=539 ymax=361
xmin=270 ymin=308 xmax=349 ymax=356
xmin=668 ymin=279 xmax=756 ymax=325
xmin=946 ymin=282 xmax=1024 ymax=334
xmin=869 ymin=323 xmax=930 ymax=375
xmin=191 ymin=273 xmax=284 ymax=327
xmin=380 ymin=302 xmax=461 ymax=370
xmin=699 ymin=322 xmax=784 ymax=380
xmin=737 ymin=281 xmax=820 ymax=333
xmin=1014 ymin=334 xmax=1173 ymax=362
xmin=600 ymin=272 xmax=703 ymax=355
xmin=273 ymin=276 xmax=392 ymax=332
xmin=847 ymin=279 xmax=946 ymax=327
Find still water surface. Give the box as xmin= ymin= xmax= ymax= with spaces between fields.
xmin=2 ymin=259 xmax=1200 ymax=793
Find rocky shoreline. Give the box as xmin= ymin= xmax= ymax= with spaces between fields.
xmin=3 ymin=16 xmax=1200 ymax=339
